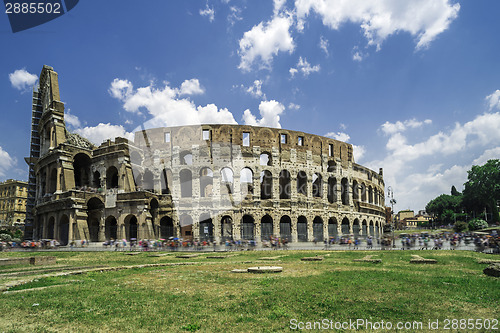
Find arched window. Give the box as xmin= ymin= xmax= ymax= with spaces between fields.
xmin=180 ymin=151 xmax=193 ymax=165
xmin=73 ymin=153 xmax=91 ymax=188
xmin=106 ymin=166 xmax=119 ymax=189
xmin=220 ymin=167 xmax=234 ymax=195
xmin=240 ymin=167 xmax=253 ymax=198
xmin=260 ymin=170 xmax=272 ymax=199
xmin=180 ymin=169 xmax=192 ymax=198
xmin=297 ymin=216 xmax=307 ymax=242
xmin=260 ymin=152 xmax=272 ymax=166
xmin=341 ymin=178 xmax=349 ymax=205
xmin=199 ymin=167 xmax=213 ymax=197
xmin=312 ymin=173 xmax=322 ymax=198
xmin=297 ymin=171 xmax=307 ymax=196
xmin=352 ymin=180 xmax=359 ymax=201
xmin=143 ymin=169 xmax=154 ymax=192
xmin=279 ymin=170 xmax=291 ymax=199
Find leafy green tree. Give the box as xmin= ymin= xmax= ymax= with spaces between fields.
xmin=453 ymin=221 xmax=468 ymax=232
xmin=463 ymin=159 xmax=500 ymax=223
xmin=451 ymin=185 xmax=461 ymax=196
xmin=426 ymin=194 xmax=463 ymax=224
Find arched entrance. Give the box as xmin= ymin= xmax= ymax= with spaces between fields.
xmin=87 ymin=197 xmax=104 ymax=242
xmin=180 ymin=214 xmax=193 ymax=240
xmin=261 ymin=215 xmax=273 ymax=241
xmin=105 ymin=216 xmax=118 ymax=240
xmin=279 ymin=215 xmax=291 ymax=241
xmin=160 ymin=216 xmax=174 ymax=239
xmin=59 ymin=215 xmax=69 ymax=245
xmin=328 ymin=217 xmax=338 ymax=239
xmin=199 ymin=215 xmax=213 ymax=242
xmin=297 ymin=216 xmax=308 ymax=242
xmin=341 ymin=217 xmax=350 ymax=235
xmin=221 ymin=216 xmax=233 ymax=241
xmin=313 ymin=216 xmax=324 ymax=241
xmin=124 ymin=215 xmax=138 ymax=241
xmin=241 ymin=215 xmax=255 ymax=240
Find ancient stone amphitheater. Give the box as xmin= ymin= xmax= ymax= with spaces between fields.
xmin=29 ymin=66 xmax=386 ymax=245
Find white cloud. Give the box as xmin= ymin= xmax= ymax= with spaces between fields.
xmin=0 ymin=146 xmax=15 ymax=179
xmin=109 ymin=79 xmax=133 ymax=100
xmin=245 ymin=80 xmax=266 ymax=99
xmin=238 ymin=14 xmax=295 ymax=71
xmin=200 ymin=3 xmax=215 ymax=22
xmin=288 ymin=103 xmax=301 ymax=110
xmin=273 ymin=0 xmax=287 ymax=15
xmin=289 ymin=57 xmax=320 ymax=77
xmin=353 ymin=51 xmax=363 ymax=62
xmin=179 ymin=79 xmax=204 ymax=96
xmin=486 ymin=90 xmax=500 ymax=110
xmin=228 ymin=6 xmax=243 ymax=26
xmin=367 ymin=110 xmax=500 ymax=211
xmin=74 ymin=123 xmax=134 ymax=146
xmin=243 ymin=100 xmax=285 ymax=128
xmin=64 ymin=109 xmax=81 ymax=128
xmin=325 ymin=131 xmax=350 ymax=142
xmin=380 ymin=118 xmax=432 ymax=135
xmin=353 ymin=145 xmax=366 ymax=162
xmin=110 ymin=78 xmax=237 ymax=128
xmin=319 ymin=36 xmax=329 ymax=56
xmin=295 ymin=0 xmax=460 ymax=50
xmin=9 ymin=69 xmax=38 ymax=90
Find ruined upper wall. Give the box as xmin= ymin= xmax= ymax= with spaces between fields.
xmin=132 ymin=124 xmax=355 ymax=167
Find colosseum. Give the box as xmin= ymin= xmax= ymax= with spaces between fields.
xmin=27 ymin=65 xmax=386 ymax=245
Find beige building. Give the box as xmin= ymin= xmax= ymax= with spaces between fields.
xmin=0 ymin=179 xmax=28 ymax=228
xmin=28 ymin=65 xmax=386 ymax=245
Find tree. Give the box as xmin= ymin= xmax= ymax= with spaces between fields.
xmin=463 ymin=159 xmax=500 ymax=223
xmin=426 ymin=194 xmax=463 ymax=224
xmin=451 ymin=185 xmax=461 ymax=196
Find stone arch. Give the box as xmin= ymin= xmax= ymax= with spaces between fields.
xmin=352 ymin=180 xmax=359 ymax=201
xmin=313 ymin=216 xmax=324 ymax=241
xmin=279 ymin=215 xmax=292 ymax=241
xmin=297 ymin=216 xmax=308 ymax=242
xmin=105 ymin=216 xmax=118 ymax=240
xmin=93 ymin=170 xmax=101 ymax=188
xmin=199 ymin=213 xmax=213 ymax=242
xmin=369 ymin=220 xmax=375 ymax=236
xmin=220 ymin=167 xmax=234 ymax=195
xmin=160 ymin=216 xmax=174 ymax=239
xmin=47 ymin=216 xmax=55 ymax=239
xmin=241 ymin=214 xmax=255 ymax=240
xmin=59 ymin=215 xmax=70 ymax=245
xmin=260 ymin=152 xmax=272 ymax=166
xmin=73 ymin=153 xmax=91 ymax=188
xmin=124 ymin=214 xmax=138 ymax=241
xmin=361 ymin=219 xmax=368 ymax=236
xmin=360 ymin=183 xmax=367 ymax=202
xmin=261 ymin=215 xmax=273 ymax=241
xmin=297 ymin=171 xmax=307 ymax=196
xmin=279 ymin=170 xmax=291 ymax=199
xmin=106 ymin=166 xmax=119 ymax=189
xmin=328 ymin=177 xmax=337 ymax=203
xmin=240 ymin=167 xmax=254 ymax=198
xmin=341 ymin=216 xmax=350 ymax=235
xmin=260 ymin=170 xmax=272 ymax=200
xmin=313 ymin=173 xmax=322 ymax=198
xmin=221 ymin=215 xmax=233 ymax=241
xmin=368 ymin=185 xmax=373 ymax=204
xmin=87 ymin=197 xmax=104 ymax=242
xmin=353 ymin=218 xmax=360 ymax=238
xmin=180 ymin=169 xmax=193 ymax=198
xmin=199 ymin=167 xmax=213 ymax=198
xmin=180 ymin=214 xmax=193 ymax=239
xmin=161 ymin=168 xmax=172 ymax=194
xmin=341 ymin=178 xmax=349 ymax=205
xmin=180 ymin=151 xmax=193 ymax=165
xmin=328 ymin=217 xmax=338 ymax=239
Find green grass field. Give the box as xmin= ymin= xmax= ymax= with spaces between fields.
xmin=0 ymin=250 xmax=498 ymax=332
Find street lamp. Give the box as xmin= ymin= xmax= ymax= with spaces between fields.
xmin=387 ymin=186 xmax=397 ymax=248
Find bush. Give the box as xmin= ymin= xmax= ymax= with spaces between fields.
xmin=453 ymin=221 xmax=468 ymax=232
xmin=0 ymin=233 xmax=12 ymax=242
xmin=468 ymin=218 xmax=488 ymax=231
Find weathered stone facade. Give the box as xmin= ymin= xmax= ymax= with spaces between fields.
xmin=0 ymin=179 xmax=28 ymax=228
xmin=30 ymin=66 xmax=386 ymax=245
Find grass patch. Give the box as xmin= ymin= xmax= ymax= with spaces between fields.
xmin=0 ymin=250 xmax=498 ymax=332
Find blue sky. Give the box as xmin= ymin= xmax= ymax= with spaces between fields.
xmin=1 ymin=0 xmax=500 ymax=212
